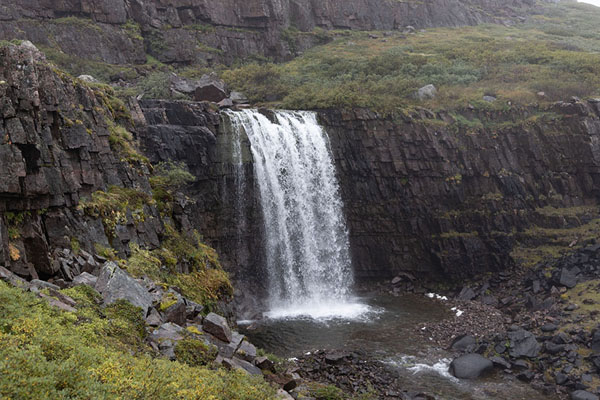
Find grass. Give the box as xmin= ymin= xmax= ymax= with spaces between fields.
xmin=221 ymin=2 xmax=600 ymax=114
xmin=510 ymin=206 xmax=600 ymax=268
xmin=0 ymin=281 xmax=275 ymax=399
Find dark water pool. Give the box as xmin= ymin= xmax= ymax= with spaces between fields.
xmin=240 ymin=293 xmax=557 ymax=400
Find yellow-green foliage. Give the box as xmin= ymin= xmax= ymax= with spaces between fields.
xmin=107 ymin=120 xmax=149 ymax=165
xmin=78 ymin=186 xmax=153 ymax=239
xmin=125 ymin=226 xmax=233 ymax=307
xmin=0 ymin=281 xmax=276 ymax=399
xmin=174 ymin=339 xmax=219 ymax=367
xmin=149 ymin=161 xmax=196 ymax=214
xmin=221 ymin=2 xmax=600 ymax=114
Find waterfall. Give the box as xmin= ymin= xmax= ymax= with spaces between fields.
xmin=226 ymin=109 xmax=368 ymax=319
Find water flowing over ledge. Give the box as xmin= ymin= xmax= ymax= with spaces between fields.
xmin=225 ymin=109 xmax=371 ymax=320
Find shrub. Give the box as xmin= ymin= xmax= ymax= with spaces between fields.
xmin=0 ymin=281 xmax=276 ymax=399
xmin=174 ymin=339 xmax=218 ymax=367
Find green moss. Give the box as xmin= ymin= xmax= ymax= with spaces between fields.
xmin=174 ymin=339 xmax=218 ymax=367
xmin=79 ymin=186 xmax=153 ymax=240
xmin=70 ymin=237 xmax=81 ymax=255
xmin=0 ymin=280 xmax=276 ymax=399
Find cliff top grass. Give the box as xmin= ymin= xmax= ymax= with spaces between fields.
xmin=221 ymin=2 xmax=600 ymax=114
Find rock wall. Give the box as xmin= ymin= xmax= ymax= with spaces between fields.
xmin=0 ymin=42 xmax=164 ymax=279
xmin=0 ymin=0 xmax=535 ymax=65
xmin=137 ymin=100 xmax=600 ymax=295
xmin=322 ymin=104 xmax=600 ymax=279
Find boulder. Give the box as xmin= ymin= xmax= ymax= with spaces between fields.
xmin=451 ymin=335 xmax=477 ymax=352
xmin=415 ymin=84 xmax=437 ymax=100
xmin=203 ymin=312 xmax=232 ymax=343
xmin=0 ymin=266 xmax=30 ymax=289
xmin=571 ymin=391 xmax=599 ymax=400
xmin=95 ymin=262 xmax=153 ymax=316
xmin=161 ymin=292 xmax=187 ymax=326
xmin=77 ymin=75 xmax=98 ymax=83
xmin=72 ymin=272 xmax=98 ymax=287
xmin=193 ymin=74 xmax=228 ymax=102
xmin=150 ymin=323 xmax=184 ymax=342
xmin=483 ymin=95 xmax=497 ymax=102
xmin=222 ymin=357 xmax=262 ymax=375
xmin=457 ymin=286 xmax=477 ymax=301
xmin=145 ymin=308 xmax=163 ymax=327
xmin=559 ymin=268 xmax=578 ymax=288
xmin=591 ymin=327 xmax=600 ymax=353
xmin=449 ymin=354 xmax=493 ymax=379
xmin=255 ymin=356 xmax=275 ymax=372
xmin=30 ymin=279 xmax=60 ymax=291
xmin=490 ymin=356 xmax=511 ymax=369
xmin=508 ymin=329 xmax=540 ymax=358
xmin=235 ymin=340 xmax=257 ymax=362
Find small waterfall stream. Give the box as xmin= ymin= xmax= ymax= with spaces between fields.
xmin=226 ymin=109 xmax=368 ymax=319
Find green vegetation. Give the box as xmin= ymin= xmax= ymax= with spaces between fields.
xmin=150 ymin=161 xmax=196 ymax=215
xmin=78 ymin=185 xmax=152 ymax=239
xmin=124 ymin=226 xmax=232 ymax=307
xmin=0 ymin=281 xmax=275 ymax=399
xmin=174 ymin=339 xmax=219 ymax=367
xmin=107 ymin=120 xmax=149 ymax=165
xmin=222 ymin=2 xmax=600 ymax=114
xmin=511 ymin=206 xmax=600 ymax=268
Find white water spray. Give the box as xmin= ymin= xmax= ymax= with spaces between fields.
xmin=226 ymin=109 xmax=368 ymax=319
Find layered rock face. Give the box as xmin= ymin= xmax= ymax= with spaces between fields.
xmin=0 ymin=0 xmax=535 ymax=65
xmin=0 ymin=42 xmax=164 ymax=279
xmin=323 ymin=105 xmax=600 ymax=279
xmin=138 ymin=101 xmax=600 ymax=290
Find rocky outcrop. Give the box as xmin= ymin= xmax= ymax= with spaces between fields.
xmin=0 ymin=0 xmax=536 ymax=65
xmin=0 ymin=42 xmax=163 ymax=279
xmin=137 ymin=100 xmax=600 ymax=307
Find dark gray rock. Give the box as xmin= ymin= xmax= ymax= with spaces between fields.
xmin=541 ymin=323 xmax=558 ymax=332
xmin=203 ymin=312 xmax=232 ymax=343
xmin=457 ymin=287 xmax=477 ymax=301
xmin=449 ymin=354 xmax=493 ymax=379
xmin=223 ymin=357 xmax=262 ymax=375
xmin=451 ymin=335 xmax=477 ymax=352
xmin=255 ymin=356 xmax=275 ymax=372
xmin=194 ymin=74 xmax=228 ymax=103
xmin=571 ymin=390 xmax=599 ymax=400
xmin=30 ymin=279 xmax=60 ymax=291
xmin=490 ymin=356 xmax=511 ymax=369
xmin=508 ymin=329 xmax=541 ymax=358
xmin=72 ymin=272 xmax=97 ymax=287
xmin=235 ymin=340 xmax=257 ymax=362
xmin=95 ymin=262 xmax=153 ymax=315
xmin=559 ymin=268 xmax=578 ymax=288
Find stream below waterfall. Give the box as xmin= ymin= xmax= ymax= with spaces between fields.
xmin=225 ymin=110 xmax=558 ymax=399
xmin=239 ymin=292 xmax=557 ymax=400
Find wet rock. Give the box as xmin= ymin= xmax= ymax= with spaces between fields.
xmin=217 ymin=98 xmax=234 ymax=108
xmin=72 ymin=272 xmax=97 ymax=287
xmin=508 ymin=329 xmax=540 ymax=358
xmin=203 ymin=312 xmax=232 ymax=343
xmin=449 ymin=354 xmax=493 ymax=379
xmin=571 ymin=390 xmax=599 ymax=400
xmin=230 ymin=91 xmax=249 ymax=105
xmin=95 ymin=262 xmax=153 ymax=316
xmin=325 ymin=351 xmax=350 ymax=365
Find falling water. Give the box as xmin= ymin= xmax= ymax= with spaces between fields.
xmin=226 ymin=109 xmax=369 ymax=319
